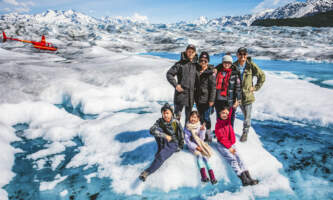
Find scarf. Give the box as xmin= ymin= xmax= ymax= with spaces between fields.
xmin=186 ymin=122 xmax=213 ymax=158
xmin=216 ymin=68 xmax=232 ymax=97
xmin=159 ymin=119 xmax=178 ymax=143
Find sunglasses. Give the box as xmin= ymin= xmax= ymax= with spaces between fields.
xmin=199 ymin=59 xmax=208 ymax=63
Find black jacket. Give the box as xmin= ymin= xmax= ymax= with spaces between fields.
xmin=166 ymin=52 xmax=198 ymax=107
xmin=195 ymin=64 xmax=216 ymax=105
xmin=150 ymin=118 xmax=185 ymax=149
xmin=215 ymin=64 xmax=242 ymax=107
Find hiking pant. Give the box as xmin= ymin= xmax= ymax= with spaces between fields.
xmin=215 ymin=100 xmax=236 ymax=127
xmin=197 ymin=155 xmax=212 ymax=170
xmin=240 ymin=103 xmax=252 ymax=134
xmin=174 ymin=103 xmax=192 ymax=123
xmin=146 ymin=141 xmax=178 ymax=174
xmin=216 ymin=142 xmax=246 ymax=176
xmin=197 ymin=103 xmax=212 ymax=130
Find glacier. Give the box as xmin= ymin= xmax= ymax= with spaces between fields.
xmin=0 ymin=7 xmax=332 ymax=200
xmin=1 ymin=9 xmax=333 ymax=63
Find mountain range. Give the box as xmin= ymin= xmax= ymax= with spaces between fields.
xmin=0 ymin=0 xmax=332 ymax=62
xmin=1 ymin=0 xmax=332 ymax=27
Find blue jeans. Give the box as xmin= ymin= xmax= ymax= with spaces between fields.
xmin=216 ymin=142 xmax=246 ymax=176
xmin=197 ymin=103 xmax=212 ymax=129
xmin=240 ymin=103 xmax=252 ymax=134
xmin=146 ymin=140 xmax=178 ymax=174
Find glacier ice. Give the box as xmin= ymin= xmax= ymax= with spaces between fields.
xmin=0 ymin=6 xmax=332 ymax=200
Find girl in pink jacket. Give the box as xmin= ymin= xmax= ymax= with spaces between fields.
xmin=215 ymin=105 xmax=259 ymax=186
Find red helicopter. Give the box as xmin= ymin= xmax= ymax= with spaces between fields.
xmin=2 ymin=31 xmax=57 ymax=51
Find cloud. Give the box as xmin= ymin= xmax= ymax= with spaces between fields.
xmin=2 ymin=0 xmax=35 ymax=13
xmin=0 ymin=7 xmax=12 ymax=12
xmin=14 ymin=6 xmax=30 ymax=13
xmin=3 ymin=0 xmax=20 ymax=6
xmin=252 ymin=0 xmax=296 ymax=13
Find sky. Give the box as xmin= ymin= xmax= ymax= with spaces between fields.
xmin=0 ymin=0 xmax=307 ymax=23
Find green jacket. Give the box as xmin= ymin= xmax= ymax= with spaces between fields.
xmin=234 ymin=58 xmax=265 ymax=105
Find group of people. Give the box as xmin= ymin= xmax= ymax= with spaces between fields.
xmin=139 ymin=44 xmax=265 ymax=187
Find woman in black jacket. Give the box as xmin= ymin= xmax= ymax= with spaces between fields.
xmin=195 ymin=52 xmax=216 ymax=142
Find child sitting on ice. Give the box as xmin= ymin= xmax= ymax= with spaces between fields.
xmin=139 ymin=103 xmax=184 ymax=182
xmin=184 ymin=111 xmax=217 ymax=184
xmin=215 ymin=105 xmax=259 ymax=186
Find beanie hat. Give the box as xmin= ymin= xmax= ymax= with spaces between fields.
xmin=222 ymin=55 xmax=233 ymax=63
xmin=186 ymin=44 xmax=196 ymax=52
xmin=199 ymin=51 xmax=210 ymax=62
xmin=237 ymin=47 xmax=247 ymax=54
xmin=161 ymin=103 xmax=174 ymax=114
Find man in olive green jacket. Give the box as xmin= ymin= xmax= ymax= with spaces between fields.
xmin=234 ymin=47 xmax=265 ymax=142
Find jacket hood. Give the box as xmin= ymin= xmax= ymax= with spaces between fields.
xmin=180 ymin=52 xmax=198 ymax=63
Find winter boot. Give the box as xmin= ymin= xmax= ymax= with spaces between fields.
xmin=244 ymin=170 xmax=259 ymax=185
xmin=240 ymin=132 xmax=248 ymax=142
xmin=200 ymin=168 xmax=209 ymax=183
xmin=239 ymin=171 xmax=251 ymax=186
xmin=208 ymin=169 xmax=218 ymax=185
xmin=139 ymin=171 xmax=149 ymax=182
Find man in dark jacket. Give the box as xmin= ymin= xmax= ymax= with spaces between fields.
xmin=139 ymin=103 xmax=184 ymax=182
xmin=195 ymin=52 xmax=216 ymax=142
xmin=166 ymin=44 xmax=198 ymax=123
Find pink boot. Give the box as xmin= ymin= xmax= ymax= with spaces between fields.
xmin=200 ymin=168 xmax=209 ymax=183
xmin=208 ymin=169 xmax=218 ymax=184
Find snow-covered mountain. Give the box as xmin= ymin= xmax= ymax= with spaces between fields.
xmin=259 ymin=0 xmax=333 ymax=19
xmin=1 ymin=0 xmax=332 ymax=28
xmin=189 ymin=0 xmax=333 ymax=26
